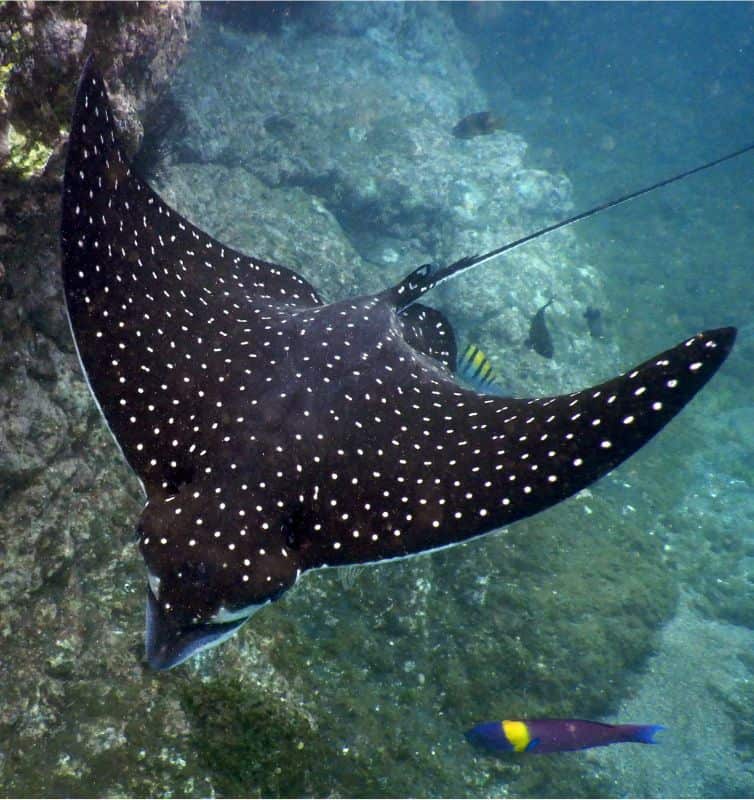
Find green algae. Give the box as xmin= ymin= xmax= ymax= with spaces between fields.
xmin=1 ymin=50 xmax=57 ymax=179
xmin=0 ymin=61 xmax=12 ymax=99
xmin=0 ymin=31 xmax=53 ymax=179
xmin=2 ymin=677 xmax=204 ymax=799
xmin=6 ymin=124 xmax=54 ymax=178
xmin=180 ymin=678 xmax=335 ymax=798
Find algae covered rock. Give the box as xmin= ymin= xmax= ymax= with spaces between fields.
xmin=0 ymin=1 xmax=200 ymax=177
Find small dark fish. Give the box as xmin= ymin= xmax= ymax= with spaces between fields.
xmin=458 ymin=343 xmax=500 ymax=392
xmin=466 ymin=718 xmax=664 ymax=754
xmin=264 ymin=114 xmax=296 ymax=136
xmin=584 ymin=306 xmax=605 ymax=339
xmin=526 ymin=298 xmax=554 ymax=358
xmin=452 ymin=111 xmax=504 ymax=139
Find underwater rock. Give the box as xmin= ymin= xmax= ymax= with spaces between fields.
xmin=0 ymin=1 xmax=200 ymax=172
xmin=297 ymin=1 xmax=409 ymax=36
xmin=170 ymin=11 xmax=488 ymax=219
xmin=204 ymin=1 xmax=408 ymax=38
xmin=0 ymin=370 xmax=68 ymax=491
xmin=512 ymin=168 xmax=574 ymax=215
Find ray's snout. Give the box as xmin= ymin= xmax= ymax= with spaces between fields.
xmin=145 ymin=587 xmax=249 ymax=670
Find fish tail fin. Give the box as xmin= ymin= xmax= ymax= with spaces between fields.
xmin=626 ymin=724 xmax=665 ymax=744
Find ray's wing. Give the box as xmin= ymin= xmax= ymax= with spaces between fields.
xmin=293 ymin=321 xmax=735 ymax=568
xmin=61 ymin=57 xmax=322 ymax=494
xmin=60 ymin=57 xmax=738 ymax=671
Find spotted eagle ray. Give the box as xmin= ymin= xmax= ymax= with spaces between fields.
xmin=61 ymin=57 xmax=744 ymax=670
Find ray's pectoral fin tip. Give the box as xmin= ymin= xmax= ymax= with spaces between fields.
xmin=61 ymin=58 xmax=738 ymax=669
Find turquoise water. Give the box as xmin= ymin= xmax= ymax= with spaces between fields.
xmin=4 ymin=3 xmax=754 ymax=797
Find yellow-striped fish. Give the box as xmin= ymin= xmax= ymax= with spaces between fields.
xmin=458 ymin=344 xmax=500 ymax=392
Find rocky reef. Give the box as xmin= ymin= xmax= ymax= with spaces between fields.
xmin=0 ymin=3 xmax=730 ymax=796
xmin=1 ymin=1 xmax=200 ymax=173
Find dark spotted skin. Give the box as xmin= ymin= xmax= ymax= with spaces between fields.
xmin=61 ymin=57 xmax=736 ymax=662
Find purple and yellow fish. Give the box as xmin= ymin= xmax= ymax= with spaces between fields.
xmin=466 ymin=718 xmax=664 ymax=755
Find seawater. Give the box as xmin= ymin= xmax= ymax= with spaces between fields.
xmin=4 ymin=3 xmax=754 ymax=797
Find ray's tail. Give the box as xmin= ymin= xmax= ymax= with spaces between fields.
xmin=388 ymin=141 xmax=754 ymax=311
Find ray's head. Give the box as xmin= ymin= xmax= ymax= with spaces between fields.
xmin=139 ymin=487 xmax=298 ymax=670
